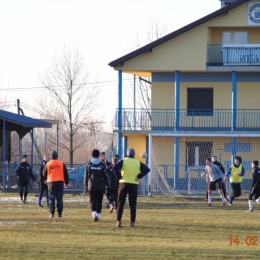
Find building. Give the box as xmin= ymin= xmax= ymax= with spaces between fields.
xmin=108 ymin=0 xmax=260 ymax=194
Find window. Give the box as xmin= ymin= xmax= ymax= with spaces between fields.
xmin=222 ymin=31 xmax=248 ymax=44
xmin=187 ymin=88 xmax=213 ymax=116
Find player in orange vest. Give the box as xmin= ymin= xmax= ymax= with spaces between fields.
xmin=43 ymin=150 xmax=69 ymax=218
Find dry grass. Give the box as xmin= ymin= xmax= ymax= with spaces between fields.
xmin=0 ymin=192 xmax=259 ymax=259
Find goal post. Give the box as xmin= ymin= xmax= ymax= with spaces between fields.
xmin=148 ymin=133 xmax=260 ymax=197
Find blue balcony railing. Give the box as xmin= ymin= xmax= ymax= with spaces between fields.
xmin=114 ymin=108 xmax=260 ymax=131
xmin=207 ymin=44 xmax=260 ymax=66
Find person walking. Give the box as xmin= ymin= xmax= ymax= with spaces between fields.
xmin=16 ymin=155 xmax=35 ymax=204
xmin=113 ymin=148 xmax=150 ymax=228
xmin=247 ymin=160 xmax=260 ymax=212
xmin=224 ymin=156 xmax=245 ymax=206
xmin=106 ymin=156 xmax=119 ymax=213
xmin=37 ymin=153 xmax=50 ymax=207
xmin=212 ymin=155 xmax=227 ymax=201
xmin=43 ymin=151 xmax=69 ymax=218
xmin=85 ymin=149 xmax=109 ymax=222
xmin=205 ymin=158 xmax=226 ymax=207
xmin=100 ymin=151 xmax=112 ymax=208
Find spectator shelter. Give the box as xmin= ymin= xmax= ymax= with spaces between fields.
xmin=0 ymin=109 xmax=53 ymax=191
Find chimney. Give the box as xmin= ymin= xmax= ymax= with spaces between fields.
xmin=220 ymin=0 xmax=236 ymax=8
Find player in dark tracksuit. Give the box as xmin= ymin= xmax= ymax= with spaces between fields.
xmin=212 ymin=156 xmax=227 ymax=201
xmin=106 ymin=156 xmax=119 ymax=213
xmin=37 ymin=153 xmax=50 ymax=207
xmin=16 ymin=155 xmax=35 ymax=204
xmin=247 ymin=160 xmax=260 ymax=212
xmin=85 ymin=149 xmax=109 ymax=222
xmin=100 ymin=152 xmax=112 ymax=208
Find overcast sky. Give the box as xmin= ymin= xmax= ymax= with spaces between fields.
xmin=0 ymin=0 xmax=220 ymax=124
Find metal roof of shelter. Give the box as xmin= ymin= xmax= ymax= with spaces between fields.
xmin=0 ymin=109 xmax=52 ymax=139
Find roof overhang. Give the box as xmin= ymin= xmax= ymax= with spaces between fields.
xmin=108 ymin=0 xmax=249 ymax=69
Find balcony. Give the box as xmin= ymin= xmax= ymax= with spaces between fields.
xmin=114 ymin=108 xmax=260 ymax=132
xmin=207 ymin=44 xmax=260 ymax=66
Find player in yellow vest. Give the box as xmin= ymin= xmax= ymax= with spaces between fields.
xmin=113 ymin=148 xmax=150 ymax=227
xmin=224 ymin=156 xmax=245 ymax=206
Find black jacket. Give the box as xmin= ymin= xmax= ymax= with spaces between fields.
xmin=251 ymin=167 xmax=260 ymax=188
xmin=213 ymin=161 xmax=225 ymax=174
xmin=16 ymin=162 xmax=34 ymax=184
xmin=107 ymin=164 xmax=118 ymax=189
xmin=85 ymin=158 xmax=109 ymax=191
xmin=38 ymin=160 xmax=47 ymax=184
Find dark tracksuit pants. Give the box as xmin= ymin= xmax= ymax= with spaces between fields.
xmin=117 ymin=183 xmax=138 ymax=223
xmin=230 ymin=183 xmax=241 ymax=200
xmin=19 ymin=182 xmax=29 ymax=201
xmin=89 ymin=190 xmax=104 ymax=213
xmin=249 ymin=185 xmax=260 ymax=200
xmin=48 ymin=189 xmax=64 ymax=215
xmin=106 ymin=187 xmax=118 ymax=209
xmin=38 ymin=182 xmax=49 ymax=206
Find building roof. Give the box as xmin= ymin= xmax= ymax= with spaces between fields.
xmin=108 ymin=0 xmax=249 ymax=67
xmin=0 ymin=109 xmax=52 ymax=139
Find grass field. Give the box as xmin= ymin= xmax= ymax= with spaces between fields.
xmin=0 ymin=192 xmax=259 ymax=260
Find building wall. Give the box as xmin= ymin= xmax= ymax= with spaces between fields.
xmin=123 ymin=134 xmax=147 ymax=163
xmin=114 ymin=2 xmax=257 ymax=73
xmin=208 ymin=27 xmax=260 ymax=44
xmin=152 ymin=82 xmax=175 ymax=109
xmin=151 ymin=71 xmax=260 ymax=110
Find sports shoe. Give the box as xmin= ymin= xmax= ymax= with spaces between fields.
xmin=49 ymin=213 xmax=54 ymax=218
xmin=94 ymin=216 xmax=98 ymax=222
xmin=247 ymin=209 xmax=253 ymax=212
xmin=23 ymin=200 xmax=28 ymax=204
xmin=256 ymin=199 xmax=260 ymax=204
xmin=228 ymin=198 xmax=233 ymax=206
xmin=110 ymin=205 xmax=114 ymax=213
xmin=130 ymin=222 xmax=135 ymax=227
xmin=116 ymin=221 xmax=121 ymax=227
xmin=106 ymin=203 xmax=110 ymax=208
xmin=207 ymin=203 xmax=211 ymax=207
xmin=38 ymin=204 xmax=44 ymax=208
xmin=222 ymin=202 xmax=225 ymax=207
xmin=20 ymin=200 xmax=24 ymax=204
xmin=58 ymin=214 xmax=62 ymax=218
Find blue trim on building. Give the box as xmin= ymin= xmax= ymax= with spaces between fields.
xmin=152 ymin=73 xmax=175 ymax=82
xmin=224 ymin=142 xmax=251 ymax=152
xmin=146 ymin=136 xmax=149 ymax=165
xmin=174 ymin=137 xmax=179 ymax=189
xmin=152 ymin=72 xmax=260 ymax=83
xmin=231 ymin=137 xmax=236 ymax=166
xmin=117 ymin=71 xmax=122 ymax=159
xmin=232 ymin=71 xmax=237 ymax=131
xmin=2 ymin=119 xmax=6 ymax=191
xmin=175 ymin=71 xmax=180 ymax=131
xmin=123 ymin=136 xmax=127 ymax=158
xmin=237 ymin=73 xmax=260 ymax=82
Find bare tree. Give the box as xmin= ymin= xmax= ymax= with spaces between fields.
xmin=127 ymin=15 xmax=168 ymax=110
xmin=39 ymin=47 xmax=101 ymax=167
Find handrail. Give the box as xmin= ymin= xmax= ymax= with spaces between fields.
xmin=114 ymin=108 xmax=260 ymax=131
xmin=207 ymin=44 xmax=260 ymax=66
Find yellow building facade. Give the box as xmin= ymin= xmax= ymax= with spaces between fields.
xmin=109 ymin=0 xmax=260 ymax=194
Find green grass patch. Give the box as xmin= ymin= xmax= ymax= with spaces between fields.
xmin=0 ymin=193 xmax=259 ymax=259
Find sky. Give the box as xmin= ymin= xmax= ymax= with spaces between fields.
xmin=0 ymin=0 xmax=221 ymax=128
